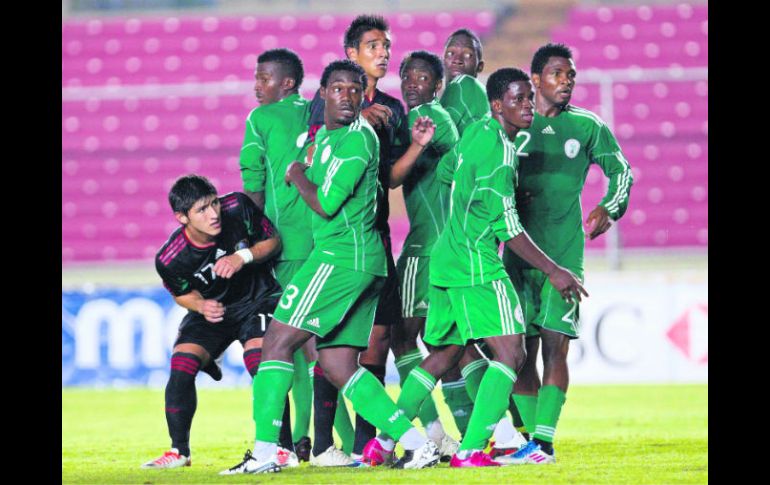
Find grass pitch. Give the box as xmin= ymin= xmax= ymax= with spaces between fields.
xmin=62 ymin=384 xmax=707 ymax=484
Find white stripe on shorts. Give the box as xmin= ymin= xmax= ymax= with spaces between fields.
xmin=289 ymin=263 xmax=334 ymax=327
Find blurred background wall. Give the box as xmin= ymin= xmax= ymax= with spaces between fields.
xmin=62 ymin=0 xmax=707 ymax=387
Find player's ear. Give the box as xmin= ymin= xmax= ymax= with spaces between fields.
xmin=491 ymin=99 xmax=503 ymax=115
xmin=435 ymin=79 xmax=443 ymax=95
xmin=476 ymin=60 xmax=485 ymax=75
xmin=282 ymin=77 xmax=296 ymax=91
xmin=174 ymin=212 xmax=189 ymax=225
xmin=345 ymin=46 xmax=359 ymax=62
xmin=319 ymin=86 xmax=327 ymax=101
xmin=532 ymin=73 xmax=541 ymax=90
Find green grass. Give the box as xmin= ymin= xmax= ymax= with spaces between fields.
xmin=62 ymin=384 xmax=707 ymax=484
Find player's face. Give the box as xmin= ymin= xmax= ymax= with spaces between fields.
xmin=180 ymin=196 xmax=222 ymax=239
xmin=499 ymin=80 xmax=535 ymax=132
xmin=347 ymin=29 xmax=391 ymax=81
xmin=400 ymin=59 xmax=441 ymax=109
xmin=254 ymin=61 xmax=284 ymax=106
xmin=533 ymin=56 xmax=576 ymax=107
xmin=443 ymin=35 xmax=483 ymax=81
xmin=321 ymin=70 xmax=364 ymax=129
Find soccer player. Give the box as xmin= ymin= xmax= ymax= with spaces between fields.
xmin=430 ymin=27 xmax=494 ymax=440
xmin=142 ymin=175 xmax=286 ymax=469
xmin=500 ymin=43 xmax=633 ymax=465
xmin=220 ymin=60 xmax=441 ymax=475
xmin=306 ymin=14 xmax=413 ymax=464
xmin=440 ymin=29 xmax=490 ymax=135
xmin=365 ymin=68 xmax=587 ymax=468
xmin=386 ymin=50 xmax=460 ymax=459
xmin=238 ymin=47 xmax=315 ymax=461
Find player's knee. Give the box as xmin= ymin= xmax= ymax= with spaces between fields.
xmin=243 ymin=348 xmax=262 ymax=377
xmin=168 ymin=352 xmax=201 ymax=387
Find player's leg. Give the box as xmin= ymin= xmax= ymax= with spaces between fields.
xmin=449 ymin=279 xmax=526 ymax=467
xmin=511 ymin=335 xmax=541 ymax=437
xmin=142 ymin=310 xmax=227 ymax=469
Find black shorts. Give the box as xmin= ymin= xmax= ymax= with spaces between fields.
xmin=374 ymin=235 xmax=403 ymax=327
xmin=174 ymin=295 xmax=279 ymax=360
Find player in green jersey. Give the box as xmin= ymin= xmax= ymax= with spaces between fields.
xmin=225 ymin=61 xmax=441 ymax=474
xmin=370 ymin=68 xmax=587 ymax=468
xmin=386 ymin=50 xmax=461 ymax=459
xmin=435 ymin=28 xmax=501 ymax=441
xmin=238 ymin=48 xmax=314 ymax=461
xmin=440 ymin=29 xmax=491 ymax=136
xmin=500 ymin=44 xmax=633 ymax=465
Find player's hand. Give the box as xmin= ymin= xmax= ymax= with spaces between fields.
xmin=284 ymin=160 xmax=307 ymax=185
xmin=547 ymin=266 xmax=589 ymax=304
xmin=214 ymin=254 xmax=244 ymax=279
xmin=199 ymin=299 xmax=225 ymax=323
xmin=411 ymin=116 xmax=436 ymax=148
xmin=585 ymin=205 xmax=612 ymax=240
xmin=516 ymin=190 xmax=533 ymax=208
xmin=362 ymin=104 xmax=392 ymax=129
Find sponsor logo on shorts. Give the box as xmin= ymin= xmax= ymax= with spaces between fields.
xmin=306 ymin=317 xmax=320 ymax=328
xmin=416 ymin=301 xmax=429 ymax=310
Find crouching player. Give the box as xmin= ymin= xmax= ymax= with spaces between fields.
xmin=142 ymin=175 xmax=295 ymax=469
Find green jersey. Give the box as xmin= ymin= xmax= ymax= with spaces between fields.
xmin=504 ymin=105 xmax=634 ymax=275
xmin=430 ymin=116 xmax=525 ymax=287
xmin=401 ymin=99 xmax=459 ymax=257
xmin=239 ymin=93 xmax=313 ymax=261
xmin=305 ymin=115 xmax=387 ymax=277
xmin=439 ymin=74 xmax=491 ymax=136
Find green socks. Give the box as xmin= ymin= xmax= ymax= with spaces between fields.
xmin=460 ymin=358 xmax=488 ymax=400
xmin=532 ymin=385 xmax=566 ymax=443
xmin=442 ymin=379 xmax=473 ymax=436
xmin=396 ymin=366 xmax=437 ymax=421
xmin=395 ymin=349 xmax=440 ymax=426
xmin=334 ymin=393 xmax=355 ymax=454
xmin=458 ymin=361 xmax=517 ymax=451
xmin=290 ymin=350 xmax=312 ymax=442
xmin=342 ymin=367 xmax=414 ymax=441
xmin=253 ymin=360 xmax=295 ymax=443
xmin=512 ymin=393 xmax=538 ymax=434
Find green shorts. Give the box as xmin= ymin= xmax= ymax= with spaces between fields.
xmin=272 ymin=260 xmax=384 ymax=349
xmin=423 ymin=278 xmax=525 ymax=347
xmin=508 ymin=268 xmax=581 ymax=339
xmin=396 ymin=254 xmax=430 ymax=318
xmin=274 ymin=259 xmax=306 ymax=290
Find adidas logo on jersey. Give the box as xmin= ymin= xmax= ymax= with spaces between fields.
xmin=215 ymin=249 xmax=227 ymax=259
xmin=541 ymin=125 xmax=556 ymax=135
xmin=415 ymin=301 xmax=429 ymax=310
xmin=306 ymin=318 xmax=320 ymax=328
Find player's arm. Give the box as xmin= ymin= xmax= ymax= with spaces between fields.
xmin=483 ymin=164 xmax=588 ymax=303
xmin=361 ymin=103 xmax=392 ymax=129
xmin=285 ymin=161 xmax=326 ymax=217
xmin=156 ymin=260 xmax=225 ymax=322
xmin=174 ymin=290 xmax=225 ymax=323
xmin=586 ymin=124 xmax=635 ymax=239
xmin=389 ymin=115 xmax=435 ymax=188
xmin=214 ymin=200 xmax=282 ymax=279
xmin=239 ymin=110 xmax=268 ymax=209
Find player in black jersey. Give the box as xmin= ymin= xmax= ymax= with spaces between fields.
xmin=141 ymin=175 xmax=297 ymax=469
xmin=306 ymin=14 xmax=425 ymax=464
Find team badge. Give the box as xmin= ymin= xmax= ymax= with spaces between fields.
xmin=321 ymin=145 xmax=332 ymax=164
xmin=295 ymin=131 xmax=308 ymax=148
xmin=514 ymin=304 xmax=524 ymax=324
xmin=564 ymin=139 xmax=581 ymax=159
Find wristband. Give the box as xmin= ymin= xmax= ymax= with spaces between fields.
xmin=235 ymin=248 xmax=254 ymax=264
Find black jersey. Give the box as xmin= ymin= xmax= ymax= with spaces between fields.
xmin=155 ymin=192 xmax=281 ymax=307
xmin=308 ymin=88 xmax=409 ymax=237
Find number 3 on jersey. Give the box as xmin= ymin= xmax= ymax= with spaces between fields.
xmin=279 ymin=284 xmax=299 ymax=310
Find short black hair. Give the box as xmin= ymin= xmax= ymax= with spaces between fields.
xmin=399 ymin=50 xmax=444 ymax=80
xmin=320 ymin=59 xmax=367 ymax=88
xmin=531 ymin=43 xmax=573 ymax=75
xmin=445 ymin=28 xmax=483 ymax=60
xmin=168 ymin=174 xmax=217 ymax=214
xmin=257 ymin=48 xmax=304 ymax=88
xmin=486 ymin=68 xmax=531 ymax=102
xmin=344 ymin=14 xmax=389 ymax=50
